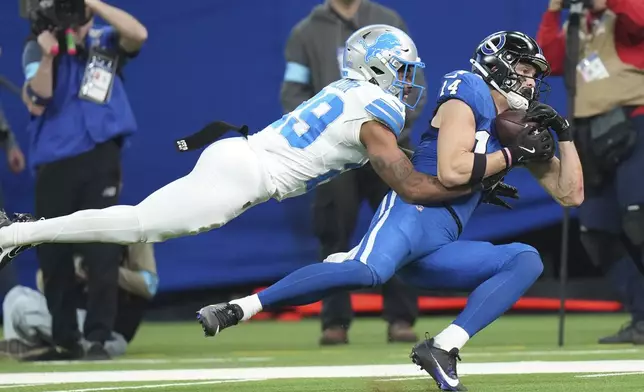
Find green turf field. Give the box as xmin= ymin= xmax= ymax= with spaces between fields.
xmin=1 ymin=314 xmax=643 ymax=391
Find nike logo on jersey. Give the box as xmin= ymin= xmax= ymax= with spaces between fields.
xmin=519 ymin=146 xmax=536 ymax=154
xmin=431 ymin=352 xmax=460 ymax=388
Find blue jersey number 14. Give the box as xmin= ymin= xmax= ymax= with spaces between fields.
xmin=272 ymin=92 xmax=345 ymax=149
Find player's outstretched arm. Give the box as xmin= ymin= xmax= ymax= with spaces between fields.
xmin=360 ymin=121 xmax=472 ymax=204
xmin=524 ymin=102 xmax=584 ymax=207
xmin=435 ymin=100 xmax=509 ymax=187
xmin=527 ymin=141 xmax=584 ymax=207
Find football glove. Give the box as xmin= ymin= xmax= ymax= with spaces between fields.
xmin=482 ymin=182 xmax=519 ymax=210
xmin=525 ymin=102 xmax=572 ymax=142
xmin=480 ymin=169 xmax=519 ymax=210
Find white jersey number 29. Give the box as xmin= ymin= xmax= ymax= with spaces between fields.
xmin=271 ymin=92 xmax=345 ymax=149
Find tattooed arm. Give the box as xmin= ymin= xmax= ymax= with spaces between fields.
xmin=360 ymin=121 xmax=473 ymax=204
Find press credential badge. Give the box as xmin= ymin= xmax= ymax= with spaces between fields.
xmin=79 ymin=47 xmax=118 ymax=104
xmin=577 ymin=52 xmax=610 ymax=83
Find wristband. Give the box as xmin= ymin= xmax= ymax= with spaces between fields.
xmin=26 ymin=84 xmax=52 ymax=107
xmin=469 ymin=153 xmax=486 ymax=185
xmin=501 ymin=147 xmax=512 ymax=168
xmin=557 ymin=128 xmax=573 ymax=142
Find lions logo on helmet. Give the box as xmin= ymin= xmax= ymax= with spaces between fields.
xmin=360 ymin=32 xmax=403 ymax=63
xmin=343 ymin=24 xmax=425 ymax=110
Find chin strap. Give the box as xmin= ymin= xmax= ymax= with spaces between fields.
xmin=470 ymin=59 xmax=529 ymax=111
xmin=505 ymin=91 xmax=529 ymax=111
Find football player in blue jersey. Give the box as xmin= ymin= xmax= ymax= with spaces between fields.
xmin=197 ymin=31 xmax=584 ymax=391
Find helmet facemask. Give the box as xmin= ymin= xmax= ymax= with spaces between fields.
xmin=501 ymin=51 xmax=551 ymax=107
xmin=384 ymin=56 xmax=425 ymax=110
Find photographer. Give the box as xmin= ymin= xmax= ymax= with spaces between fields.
xmin=0 ymin=243 xmax=158 ymax=360
xmin=537 ymin=0 xmax=644 ymax=344
xmin=20 ymin=0 xmax=147 ymax=360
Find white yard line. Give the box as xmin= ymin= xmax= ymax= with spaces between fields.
xmin=31 ymin=357 xmax=273 ymax=366
xmin=576 ymin=372 xmax=644 ymax=378
xmin=29 ymin=348 xmax=644 ymax=367
xmin=375 ymin=376 xmax=429 ymax=382
xmin=464 ymin=348 xmax=643 ymax=357
xmin=387 ymin=348 xmax=643 ymax=359
xmin=43 ymin=379 xmax=258 ymax=392
xmin=0 ymin=360 xmax=643 ymax=386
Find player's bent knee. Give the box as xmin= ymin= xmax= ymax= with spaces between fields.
xmin=519 ymin=251 xmax=544 ymax=280
xmin=502 ymin=243 xmax=544 ymax=279
xmin=503 ymin=242 xmax=539 ymax=256
xmin=342 ymin=259 xmax=384 ymax=287
xmin=348 ymin=259 xmax=395 ymax=286
xmin=328 ymin=259 xmax=378 ymax=288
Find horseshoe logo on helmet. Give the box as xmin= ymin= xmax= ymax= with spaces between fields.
xmin=481 ymin=33 xmax=507 ymax=56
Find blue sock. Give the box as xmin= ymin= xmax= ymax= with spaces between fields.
xmin=455 ymin=251 xmax=543 ymax=336
xmin=258 ymin=260 xmax=375 ymax=309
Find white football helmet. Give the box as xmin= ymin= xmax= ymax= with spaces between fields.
xmin=342 ymin=24 xmax=425 ymax=109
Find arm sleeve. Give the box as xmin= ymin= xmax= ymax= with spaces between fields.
xmin=22 ymin=40 xmax=43 ymax=81
xmin=280 ymin=24 xmax=315 ymax=113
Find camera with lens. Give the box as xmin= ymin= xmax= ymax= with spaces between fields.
xmin=19 ymin=0 xmax=89 ymax=35
xmin=562 ymin=0 xmax=594 ymax=9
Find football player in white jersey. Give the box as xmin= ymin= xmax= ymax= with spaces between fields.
xmin=0 ymin=24 xmax=483 ymax=267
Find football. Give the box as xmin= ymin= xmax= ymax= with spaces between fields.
xmin=494 ymin=109 xmax=539 ymax=147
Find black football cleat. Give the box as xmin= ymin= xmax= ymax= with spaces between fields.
xmin=196 ymin=303 xmax=243 ymax=337
xmin=410 ymin=334 xmax=467 ymax=391
xmin=0 ymin=212 xmax=39 ymax=272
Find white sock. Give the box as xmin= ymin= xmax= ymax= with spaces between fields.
xmin=230 ymin=294 xmax=263 ymax=321
xmin=432 ymin=324 xmax=470 ymax=352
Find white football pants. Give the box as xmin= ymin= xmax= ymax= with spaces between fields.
xmin=0 ymin=137 xmax=275 ymax=248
